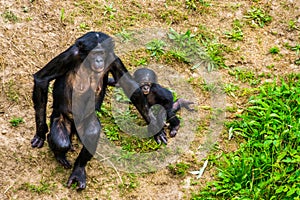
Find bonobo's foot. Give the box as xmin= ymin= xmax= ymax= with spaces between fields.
xmin=31 ymin=135 xmax=45 ymax=148
xmin=169 ymin=125 xmax=180 ymax=138
xmin=154 ymin=130 xmax=168 ymax=145
xmin=67 ymin=166 xmax=87 ymax=190
xmin=55 ymin=154 xmax=72 ymax=169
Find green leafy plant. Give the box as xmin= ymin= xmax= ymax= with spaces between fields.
xmin=60 ymin=8 xmax=66 ymax=23
xmin=224 ymin=27 xmax=243 ymax=41
xmin=104 ymin=3 xmax=117 ymax=19
xmin=168 ymin=28 xmax=215 ymax=70
xmin=290 ymin=44 xmax=300 ymax=55
xmin=168 ymin=162 xmax=190 ymax=176
xmin=269 ymin=46 xmax=280 ymax=54
xmin=20 ymin=180 xmax=55 ymax=194
xmin=79 ymin=22 xmax=89 ymax=30
xmin=116 ymin=29 xmax=133 ymax=42
xmin=2 ymin=10 xmax=18 ymax=23
xmin=146 ymin=39 xmax=166 ymax=58
xmin=9 ymin=117 xmax=24 ymax=127
xmin=244 ymin=7 xmax=272 ymax=27
xmin=194 ymin=74 xmax=300 ymax=199
xmin=228 ymin=68 xmax=260 ymax=86
xmin=288 ymin=20 xmax=299 ymax=31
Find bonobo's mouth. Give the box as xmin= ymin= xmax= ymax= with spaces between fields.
xmin=91 ymin=65 xmax=105 ymax=73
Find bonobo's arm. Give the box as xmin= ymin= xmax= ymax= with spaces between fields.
xmin=109 ymin=58 xmax=150 ymax=121
xmin=31 ymin=45 xmax=80 ymax=148
xmin=172 ymin=98 xmax=194 ymax=113
xmin=109 ymin=58 xmax=168 ymax=144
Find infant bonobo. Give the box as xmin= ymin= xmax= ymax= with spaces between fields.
xmin=109 ymin=68 xmax=194 ymax=142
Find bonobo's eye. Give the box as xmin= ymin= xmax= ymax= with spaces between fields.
xmin=140 ymin=82 xmax=152 ymax=87
xmin=90 ymin=50 xmax=105 ymax=58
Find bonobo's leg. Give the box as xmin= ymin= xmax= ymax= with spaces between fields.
xmin=168 ymin=99 xmax=194 ymax=137
xmin=172 ymin=98 xmax=194 ymax=113
xmin=47 ymin=113 xmax=72 ymax=168
xmin=167 ymin=111 xmax=181 ymax=138
xmin=67 ymin=146 xmax=92 ymax=190
xmin=67 ymin=114 xmax=100 ymax=190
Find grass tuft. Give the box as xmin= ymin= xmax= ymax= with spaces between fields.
xmin=193 ymin=74 xmax=300 ymax=199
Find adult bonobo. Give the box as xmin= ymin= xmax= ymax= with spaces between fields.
xmin=31 ymin=32 xmax=166 ymax=189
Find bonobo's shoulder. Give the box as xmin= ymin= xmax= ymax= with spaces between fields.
xmin=153 ymin=84 xmax=173 ymax=98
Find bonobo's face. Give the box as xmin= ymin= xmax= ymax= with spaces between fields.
xmin=140 ymin=82 xmax=152 ymax=95
xmin=89 ymin=48 xmax=106 ymax=73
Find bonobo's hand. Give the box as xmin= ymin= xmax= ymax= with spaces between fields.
xmin=184 ymin=101 xmax=195 ymax=112
xmin=169 ymin=125 xmax=180 ymax=138
xmin=154 ymin=130 xmax=168 ymax=145
xmin=67 ymin=166 xmax=87 ymax=190
xmin=31 ymin=135 xmax=45 ymax=148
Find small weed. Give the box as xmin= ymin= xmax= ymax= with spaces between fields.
xmin=9 ymin=117 xmax=24 ymax=127
xmin=146 ymin=39 xmax=166 ymax=58
xmin=119 ymin=173 xmax=139 ymax=191
xmin=269 ymin=46 xmax=280 ymax=54
xmin=116 ymin=29 xmax=133 ymax=42
xmin=60 ymin=8 xmax=66 ymax=23
xmin=226 ymin=106 xmax=238 ymax=113
xmin=104 ymin=125 xmax=120 ymax=141
xmin=160 ymin=10 xmax=188 ymax=24
xmin=223 ymin=83 xmax=240 ymax=95
xmin=224 ymin=27 xmax=243 ymax=41
xmin=104 ymin=3 xmax=117 ymax=19
xmin=185 ymin=0 xmax=197 ymax=10
xmin=168 ymin=162 xmax=190 ymax=176
xmin=134 ymin=58 xmax=148 ymax=66
xmin=185 ymin=0 xmax=211 ymax=10
xmin=20 ymin=181 xmax=55 ymax=194
xmin=79 ymin=22 xmax=90 ymax=30
xmin=168 ymin=28 xmax=214 ymax=70
xmin=244 ymin=7 xmax=272 ymax=27
xmin=233 ymin=19 xmax=244 ymax=29
xmin=228 ymin=68 xmax=260 ymax=85
xmin=266 ymin=64 xmax=275 ymax=69
xmin=2 ymin=10 xmax=18 ymax=23
xmin=166 ymin=49 xmax=189 ymax=63
xmin=288 ymin=19 xmax=299 ymax=31
xmin=5 ymin=79 xmax=19 ymax=102
xmin=200 ymin=82 xmax=218 ymax=92
xmin=290 ymin=44 xmax=300 ymax=55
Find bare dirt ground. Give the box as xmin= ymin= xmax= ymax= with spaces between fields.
xmin=0 ymin=0 xmax=299 ymax=199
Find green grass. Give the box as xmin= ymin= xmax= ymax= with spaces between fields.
xmin=20 ymin=180 xmax=56 ymax=194
xmin=193 ymin=73 xmax=300 ymax=199
xmin=244 ymin=6 xmax=272 ymax=28
xmin=228 ymin=68 xmax=261 ymax=86
xmin=269 ymin=46 xmax=280 ymax=54
xmin=9 ymin=117 xmax=24 ymax=127
xmin=2 ymin=10 xmax=18 ymax=23
xmin=224 ymin=27 xmax=243 ymax=42
xmin=168 ymin=162 xmax=190 ymax=177
xmin=146 ymin=39 xmax=166 ymax=58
